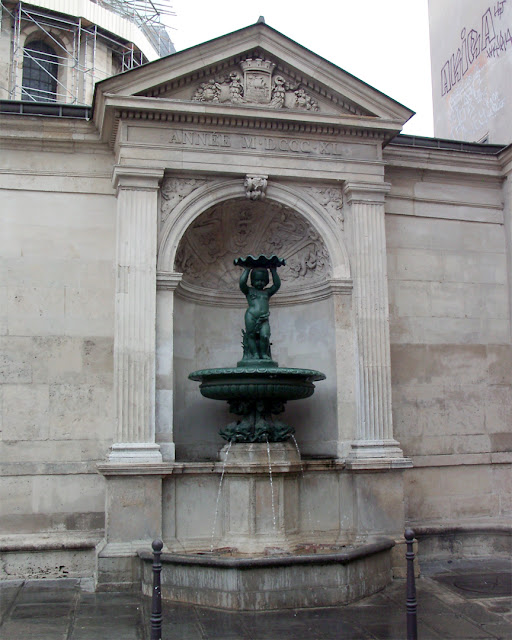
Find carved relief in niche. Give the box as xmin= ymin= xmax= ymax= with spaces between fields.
xmin=175 ymin=199 xmax=332 ymax=293
xmin=160 ymin=177 xmax=209 ymax=226
xmin=304 ymin=187 xmax=344 ymax=229
xmin=192 ymin=57 xmax=320 ymax=112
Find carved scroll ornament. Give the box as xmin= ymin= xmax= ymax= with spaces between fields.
xmin=174 ymin=199 xmax=332 ymax=295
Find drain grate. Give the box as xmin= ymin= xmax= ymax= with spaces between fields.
xmin=435 ymin=572 xmax=512 ymax=598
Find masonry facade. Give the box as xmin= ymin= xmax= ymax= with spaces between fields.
xmin=1 ymin=22 xmax=511 ymax=583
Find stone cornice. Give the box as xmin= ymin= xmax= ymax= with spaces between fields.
xmin=385 ymin=193 xmax=503 ymax=224
xmin=499 ymin=143 xmax=512 ymax=175
xmin=384 ymin=144 xmax=504 ymax=179
xmin=100 ymin=94 xmax=404 ymax=147
xmin=169 ymin=278 xmax=352 ymax=306
xmin=0 ymin=531 xmax=103 ymax=552
xmin=0 ymin=114 xmax=106 ymax=154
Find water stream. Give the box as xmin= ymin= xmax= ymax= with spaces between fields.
xmin=266 ymin=439 xmax=277 ymax=531
xmin=291 ymin=434 xmax=314 ymax=534
xmin=210 ymin=440 xmax=232 ymax=552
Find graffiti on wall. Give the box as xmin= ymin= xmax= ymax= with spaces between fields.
xmin=446 ymin=68 xmax=505 ymax=140
xmin=440 ymin=1 xmax=511 ymax=96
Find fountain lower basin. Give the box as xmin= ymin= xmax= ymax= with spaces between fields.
xmin=138 ymin=538 xmax=395 ymax=610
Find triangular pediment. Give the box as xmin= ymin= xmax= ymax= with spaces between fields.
xmin=94 ymin=22 xmax=414 ymax=139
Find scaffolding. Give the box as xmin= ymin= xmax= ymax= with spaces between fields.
xmin=2 ymin=0 xmax=174 ymax=104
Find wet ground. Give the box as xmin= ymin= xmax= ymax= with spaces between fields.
xmin=0 ymin=558 xmax=510 ymax=639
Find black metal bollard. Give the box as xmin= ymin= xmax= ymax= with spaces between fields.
xmin=405 ymin=528 xmax=418 ymax=640
xmin=150 ymin=539 xmax=163 ymax=640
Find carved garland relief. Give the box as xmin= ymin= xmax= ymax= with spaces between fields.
xmin=305 ymin=187 xmax=344 ymax=230
xmin=192 ymin=57 xmax=320 ymax=112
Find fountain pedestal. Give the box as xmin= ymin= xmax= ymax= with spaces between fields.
xmin=219 ymin=441 xmax=299 ymax=464
xmin=213 ymin=442 xmax=301 ymax=554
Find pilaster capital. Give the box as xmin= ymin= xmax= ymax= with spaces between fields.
xmin=156 ymin=271 xmax=183 ymax=291
xmin=112 ymin=165 xmax=165 ymax=193
xmin=342 ymin=181 xmax=391 ymax=205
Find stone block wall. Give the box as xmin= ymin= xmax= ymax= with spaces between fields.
xmin=385 ymin=163 xmax=512 ymax=529
xmin=0 ymin=134 xmax=116 ymax=550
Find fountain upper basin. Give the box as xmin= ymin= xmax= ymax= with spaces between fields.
xmin=189 ymin=366 xmax=326 ymax=402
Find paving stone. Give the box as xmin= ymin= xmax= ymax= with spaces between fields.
xmin=434 ymin=572 xmax=512 ymax=599
xmin=0 ymin=619 xmax=70 ymax=640
xmin=11 ymin=603 xmax=72 ymax=619
xmin=71 ymin=628 xmax=141 ymax=640
xmin=158 ymin=621 xmax=204 ymax=640
xmin=197 ymin=613 xmax=250 ymax=637
xmin=16 ymin=588 xmax=78 ymax=604
xmin=0 ymin=582 xmax=22 ymax=622
xmin=458 ymin=600 xmax=510 ymax=624
xmin=308 ymin=618 xmax=376 ymax=639
xmin=244 ymin=615 xmax=308 ymax=637
xmin=80 ymin=592 xmax=140 ymax=605
xmin=481 ymin=622 xmax=512 ymax=639
xmin=22 ymin=578 xmax=80 ymax=591
xmin=76 ymin=601 xmax=141 ymax=618
xmin=424 ymin=613 xmax=494 ymax=638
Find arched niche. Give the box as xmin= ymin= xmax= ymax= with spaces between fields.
xmin=156 ymin=178 xmax=353 ymax=461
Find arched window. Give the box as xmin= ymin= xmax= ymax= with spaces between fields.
xmin=22 ymin=40 xmax=58 ymax=102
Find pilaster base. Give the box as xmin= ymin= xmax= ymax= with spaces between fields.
xmin=158 ymin=442 xmax=176 ymax=462
xmin=96 ymin=471 xmax=163 ymax=588
xmin=346 ymin=439 xmax=412 ymax=470
xmin=108 ymin=442 xmax=162 ymax=463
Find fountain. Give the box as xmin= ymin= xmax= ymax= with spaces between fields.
xmin=138 ymin=255 xmax=396 ymax=610
xmin=189 ymin=255 xmax=326 ymax=446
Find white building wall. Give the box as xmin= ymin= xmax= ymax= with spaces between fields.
xmin=429 ymin=0 xmax=512 ymax=143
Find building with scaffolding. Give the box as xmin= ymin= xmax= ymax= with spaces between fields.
xmin=0 ymin=0 xmax=174 ymax=105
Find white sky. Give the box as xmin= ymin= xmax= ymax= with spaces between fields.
xmin=168 ymin=0 xmax=434 ymax=137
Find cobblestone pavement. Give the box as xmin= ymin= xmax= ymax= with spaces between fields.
xmin=1 ymin=559 xmax=510 ymax=639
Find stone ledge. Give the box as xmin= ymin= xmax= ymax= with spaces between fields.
xmin=0 ymin=531 xmax=104 ymax=552
xmin=0 ymin=462 xmax=100 ymax=476
xmin=410 ymin=452 xmax=512 ymax=467
xmin=97 ymin=459 xmax=345 ymax=476
xmin=409 ymin=520 xmax=512 ymax=560
xmin=345 ymin=457 xmax=413 ymax=471
xmin=410 ymin=520 xmax=512 ymax=537
xmin=99 ymin=541 xmax=156 ymax=558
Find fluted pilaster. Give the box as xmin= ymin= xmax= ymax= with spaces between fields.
xmin=155 ymin=272 xmax=183 ymax=462
xmin=344 ymin=183 xmax=409 ymax=467
xmin=109 ymin=167 xmax=164 ymax=463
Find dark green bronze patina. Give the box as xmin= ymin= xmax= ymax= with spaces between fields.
xmin=189 ymin=255 xmax=326 ymax=443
